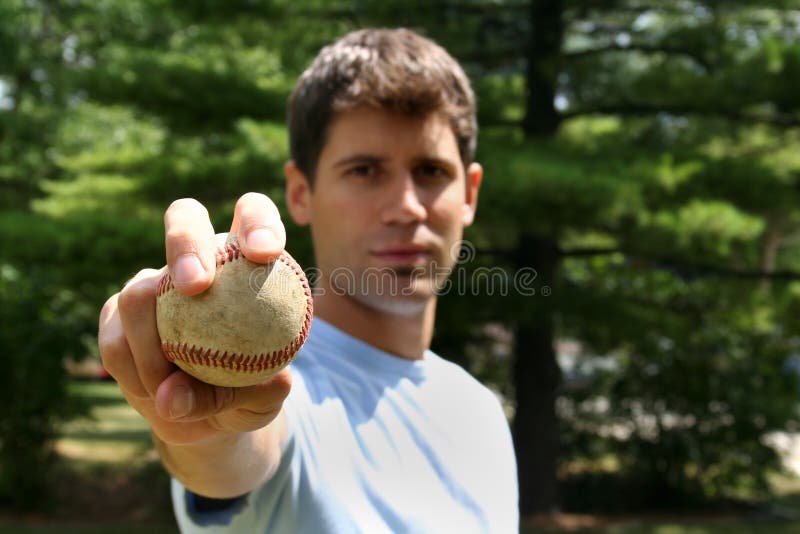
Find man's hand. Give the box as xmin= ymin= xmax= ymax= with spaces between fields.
xmin=97 ymin=193 xmax=292 ymax=496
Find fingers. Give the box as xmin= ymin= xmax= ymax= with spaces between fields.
xmin=118 ymin=268 xmax=176 ymax=396
xmin=154 ymin=368 xmax=292 ymax=427
xmin=230 ymin=192 xmax=286 ymax=263
xmin=100 ymin=194 xmax=291 ymax=447
xmin=164 ymin=198 xmax=217 ymax=296
xmin=164 ymin=194 xmax=285 ymax=294
xmin=98 ymin=293 xmax=148 ymax=399
xmin=123 ymin=390 xmax=217 ymax=445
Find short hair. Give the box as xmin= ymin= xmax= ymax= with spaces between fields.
xmin=287 ymin=28 xmax=477 ymax=183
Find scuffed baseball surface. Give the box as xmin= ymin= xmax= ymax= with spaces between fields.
xmin=156 ymin=233 xmax=313 ymax=387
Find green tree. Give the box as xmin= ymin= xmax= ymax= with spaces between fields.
xmin=0 ymin=0 xmax=298 ymax=507
xmin=457 ymin=0 xmax=800 ymax=514
xmin=3 ymin=0 xmax=800 ymax=519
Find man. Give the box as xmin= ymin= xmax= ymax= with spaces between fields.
xmin=98 ymin=28 xmax=519 ymax=533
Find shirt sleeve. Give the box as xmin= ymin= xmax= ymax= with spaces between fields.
xmin=494 ymin=402 xmax=520 ymax=533
xmin=173 ymin=484 xmax=249 ymax=530
xmin=475 ymin=391 xmax=520 ymax=534
xmin=170 ymin=417 xmax=299 ymax=533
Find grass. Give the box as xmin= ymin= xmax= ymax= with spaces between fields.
xmin=520 ymin=473 xmax=800 ymax=533
xmin=0 ymin=526 xmax=176 ymax=534
xmin=524 ymin=522 xmax=800 ymax=534
xmin=0 ymin=380 xmax=177 ymax=533
xmin=57 ymin=381 xmax=154 ymax=463
xmin=3 ymin=380 xmax=800 ymax=533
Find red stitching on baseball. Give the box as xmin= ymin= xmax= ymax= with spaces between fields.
xmin=158 ymin=238 xmax=314 ymax=374
xmin=162 ymin=342 xmax=299 ymax=373
xmin=156 ymin=271 xmax=173 ymax=297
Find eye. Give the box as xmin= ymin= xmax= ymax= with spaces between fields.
xmin=346 ymin=163 xmax=379 ymax=179
xmin=415 ymin=164 xmax=451 ymax=183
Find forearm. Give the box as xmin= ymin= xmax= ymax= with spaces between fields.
xmin=154 ymin=410 xmax=287 ymax=499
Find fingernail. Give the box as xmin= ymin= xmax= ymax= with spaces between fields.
xmin=174 ymin=254 xmax=205 ymax=286
xmin=246 ymin=228 xmax=276 ymax=251
xmin=169 ymin=385 xmax=194 ymax=419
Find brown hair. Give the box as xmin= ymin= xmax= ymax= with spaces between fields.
xmin=287 ymin=28 xmax=477 ymax=183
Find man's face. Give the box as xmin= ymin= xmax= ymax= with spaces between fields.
xmin=287 ymin=106 xmax=482 ymax=316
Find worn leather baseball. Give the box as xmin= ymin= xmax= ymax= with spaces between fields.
xmin=155 ymin=233 xmax=313 ymax=387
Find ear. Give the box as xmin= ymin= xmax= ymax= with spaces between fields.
xmin=284 ymin=160 xmax=312 ymax=226
xmin=462 ymin=162 xmax=483 ymax=227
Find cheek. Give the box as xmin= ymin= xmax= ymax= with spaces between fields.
xmin=315 ymin=190 xmax=367 ymax=226
xmin=427 ymin=204 xmax=466 ymax=269
xmin=315 ymin=194 xmax=374 ymax=249
xmin=428 ymin=187 xmax=467 ymax=232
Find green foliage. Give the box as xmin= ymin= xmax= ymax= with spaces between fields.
xmin=0 ymin=0 xmax=305 ymax=510
xmin=2 ymin=0 xmax=800 ymax=515
xmin=0 ymin=265 xmax=83 ymax=508
xmin=559 ymin=254 xmax=799 ymax=505
xmin=462 ymin=0 xmax=800 ymax=508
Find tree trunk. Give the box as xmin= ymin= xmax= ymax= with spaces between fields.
xmin=513 ymin=0 xmax=566 ymax=518
xmin=513 ymin=233 xmax=562 ymax=515
xmin=759 ymin=214 xmax=784 ymax=293
xmin=522 ymin=0 xmax=564 ymax=137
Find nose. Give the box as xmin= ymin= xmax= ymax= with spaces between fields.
xmin=380 ymin=174 xmax=427 ymax=225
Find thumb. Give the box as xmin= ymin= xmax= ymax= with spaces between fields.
xmin=155 ymin=369 xmax=291 ymax=422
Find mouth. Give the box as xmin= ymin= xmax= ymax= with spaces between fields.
xmin=370 ymin=244 xmax=433 ymax=265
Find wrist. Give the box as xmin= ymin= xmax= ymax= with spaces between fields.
xmin=153 ymin=427 xmax=273 ymax=499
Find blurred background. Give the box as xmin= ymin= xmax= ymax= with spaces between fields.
xmin=2 ymin=0 xmax=800 ymax=532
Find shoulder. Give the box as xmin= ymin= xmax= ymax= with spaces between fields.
xmin=424 ymin=351 xmax=508 ymax=420
xmin=426 ymin=351 xmax=494 ymax=395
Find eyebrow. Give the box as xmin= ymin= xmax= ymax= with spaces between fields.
xmin=332 ymin=154 xmax=387 ymax=168
xmin=414 ymin=156 xmax=458 ymax=170
xmin=332 ymin=154 xmax=459 ymax=171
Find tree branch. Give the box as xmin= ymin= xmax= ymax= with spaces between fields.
xmin=563 ymin=43 xmax=711 ymax=71
xmin=475 ymin=247 xmax=516 ymax=260
xmin=648 ymin=258 xmax=800 ymax=281
xmin=561 ymin=104 xmax=800 ymax=129
xmin=565 ymin=0 xmax=686 ymax=17
xmin=559 ymin=246 xmax=800 ymax=281
xmin=558 ymin=246 xmax=621 ymax=258
xmin=463 ymin=42 xmax=714 ymax=72
xmin=483 ymin=104 xmax=800 ymax=130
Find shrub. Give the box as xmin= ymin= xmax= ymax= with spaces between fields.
xmin=0 ymin=264 xmax=84 ymax=509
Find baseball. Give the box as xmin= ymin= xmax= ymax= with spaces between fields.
xmin=155 ymin=233 xmax=313 ymax=387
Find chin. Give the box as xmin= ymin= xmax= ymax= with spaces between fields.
xmin=350 ymin=293 xmax=431 ymax=317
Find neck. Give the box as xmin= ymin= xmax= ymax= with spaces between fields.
xmin=312 ymin=283 xmax=436 ymax=361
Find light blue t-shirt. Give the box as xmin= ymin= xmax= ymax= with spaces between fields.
xmin=172 ymin=318 xmax=519 ymax=533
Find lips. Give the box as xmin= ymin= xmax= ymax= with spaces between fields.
xmin=370 ymin=244 xmax=432 ymax=265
